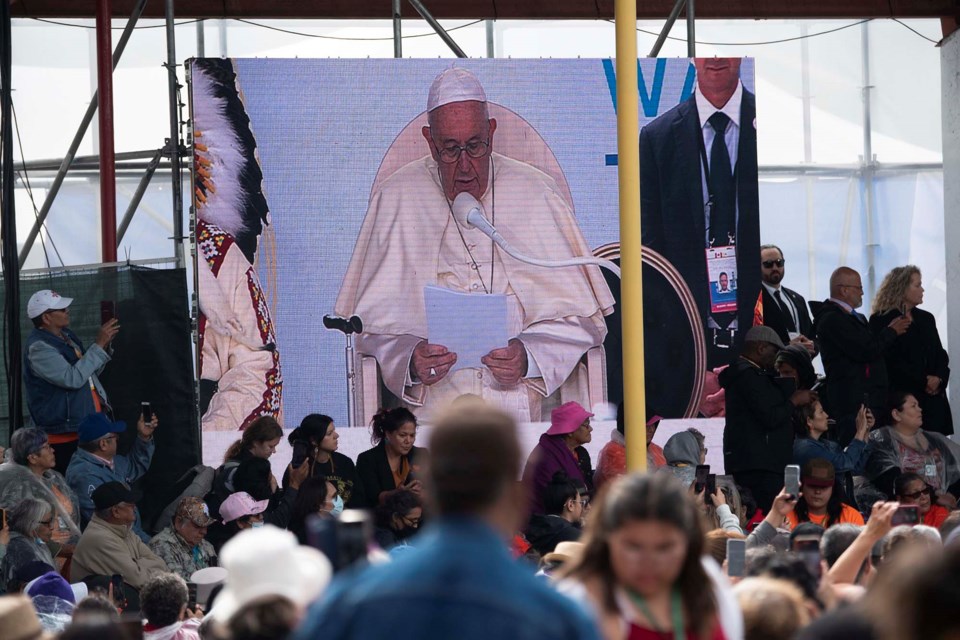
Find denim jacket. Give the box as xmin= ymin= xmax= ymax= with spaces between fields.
xmin=295 ymin=517 xmax=600 ymax=640
xmin=65 ymin=437 xmax=155 ymax=542
xmin=24 ymin=328 xmax=111 ymax=435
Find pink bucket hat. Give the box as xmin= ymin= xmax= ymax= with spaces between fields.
xmin=546 ymin=402 xmax=594 ymax=436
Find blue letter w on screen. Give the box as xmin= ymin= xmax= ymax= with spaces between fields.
xmin=603 ymin=58 xmax=696 ymax=118
xmin=603 ymin=58 xmax=667 ymax=118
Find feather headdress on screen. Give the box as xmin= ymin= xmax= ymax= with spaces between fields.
xmin=191 ymin=58 xmax=269 ymax=264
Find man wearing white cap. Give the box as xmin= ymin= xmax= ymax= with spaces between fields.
xmin=335 ymin=67 xmax=614 ymax=422
xmin=23 ymin=289 xmax=119 ymax=473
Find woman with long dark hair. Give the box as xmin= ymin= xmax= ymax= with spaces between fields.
xmin=289 ymin=476 xmax=342 ymax=544
xmin=283 ymin=414 xmax=365 ymax=508
xmin=786 ymin=458 xmax=863 ymax=528
xmin=356 ymin=408 xmax=427 ymax=507
xmin=560 ymin=473 xmax=734 ymax=640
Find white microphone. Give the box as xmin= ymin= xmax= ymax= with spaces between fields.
xmin=450 ymin=192 xmax=621 ymax=278
xmin=452 ymin=193 xmax=498 ymax=239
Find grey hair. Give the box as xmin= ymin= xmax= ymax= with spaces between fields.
xmin=820 ymin=523 xmax=863 ymax=568
xmin=912 ymin=524 xmax=943 ymax=545
xmin=8 ymin=497 xmax=53 ymax=536
xmin=10 ymin=427 xmax=48 ymax=466
xmin=140 ymin=572 xmax=189 ymax=627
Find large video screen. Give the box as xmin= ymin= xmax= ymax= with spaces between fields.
xmin=189 ymin=57 xmax=758 ymax=439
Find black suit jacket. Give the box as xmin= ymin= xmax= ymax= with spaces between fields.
xmin=640 ymin=88 xmax=761 ymax=368
xmin=761 ymin=285 xmax=815 ymax=346
xmin=869 ymin=307 xmax=953 ymax=436
xmin=814 ymin=300 xmax=897 ymax=444
xmin=355 ymin=440 xmax=427 ymax=509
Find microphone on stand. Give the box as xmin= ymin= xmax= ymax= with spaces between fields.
xmin=451 ymin=192 xmax=621 ymax=278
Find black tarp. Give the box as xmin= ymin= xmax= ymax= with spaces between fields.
xmin=3 ymin=265 xmax=199 ymax=530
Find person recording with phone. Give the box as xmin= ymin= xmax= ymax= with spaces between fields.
xmin=140 ymin=572 xmax=204 ymax=640
xmin=721 ymin=326 xmax=817 ymax=513
xmin=66 ymin=412 xmax=157 ymax=543
xmin=356 ymin=408 xmax=427 ymax=508
xmin=786 ymin=459 xmax=864 ymax=529
xmin=774 ymin=344 xmax=818 ymax=391
xmin=283 ymin=414 xmax=366 ymax=509
xmin=23 ymin=289 xmax=120 ymax=474
xmin=793 ymin=400 xmax=872 ymax=508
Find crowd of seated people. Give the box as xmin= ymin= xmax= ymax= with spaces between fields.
xmin=1 ymin=259 xmax=960 ymax=640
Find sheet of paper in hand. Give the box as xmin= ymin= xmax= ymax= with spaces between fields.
xmin=424 ymin=285 xmax=509 ymax=371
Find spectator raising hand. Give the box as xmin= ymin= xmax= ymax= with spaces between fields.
xmin=827 ymin=501 xmax=899 ymax=585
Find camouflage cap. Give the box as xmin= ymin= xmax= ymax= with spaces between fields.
xmin=176 ymin=497 xmax=217 ymax=527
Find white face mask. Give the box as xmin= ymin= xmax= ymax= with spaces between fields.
xmin=251 ymin=520 xmax=264 ymax=528
xmin=329 ymin=495 xmax=344 ymax=518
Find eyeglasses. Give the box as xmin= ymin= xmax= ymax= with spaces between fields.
xmin=433 ymin=139 xmax=490 ymax=163
xmin=402 ymin=515 xmax=421 ymax=527
xmin=839 ymin=284 xmax=864 ymax=292
xmin=899 ymin=487 xmax=934 ymax=500
xmin=38 ymin=518 xmax=54 ymax=527
xmin=762 ymin=259 xmax=785 ymax=268
xmin=579 ymin=499 xmax=590 ymax=507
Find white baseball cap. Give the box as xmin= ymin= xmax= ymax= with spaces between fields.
xmin=27 ymin=290 xmax=73 ymax=320
xmin=427 ymin=67 xmax=486 ymax=112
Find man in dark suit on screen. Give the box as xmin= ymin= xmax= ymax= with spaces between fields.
xmin=640 ymin=58 xmax=761 ymax=414
xmin=759 ymin=244 xmax=817 ymax=356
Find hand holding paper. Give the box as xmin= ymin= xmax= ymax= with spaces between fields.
xmin=411 ymin=341 xmax=457 ymax=385
xmin=481 ymin=338 xmax=528 ymax=386
xmin=424 ymin=285 xmax=509 ymax=372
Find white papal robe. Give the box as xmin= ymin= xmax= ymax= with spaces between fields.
xmin=335 ymin=152 xmax=615 ymax=422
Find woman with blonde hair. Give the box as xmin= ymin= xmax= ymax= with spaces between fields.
xmin=869 ymin=265 xmax=952 ymax=435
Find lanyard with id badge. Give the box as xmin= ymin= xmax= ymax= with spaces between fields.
xmin=701 ymin=127 xmax=738 ymax=349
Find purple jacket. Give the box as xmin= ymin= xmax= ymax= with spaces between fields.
xmin=522 ymin=434 xmax=585 ymax=515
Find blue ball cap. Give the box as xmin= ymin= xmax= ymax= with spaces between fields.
xmin=77 ymin=412 xmax=127 ymax=444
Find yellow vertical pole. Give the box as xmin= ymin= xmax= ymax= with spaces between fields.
xmin=615 ymin=0 xmax=648 ymax=471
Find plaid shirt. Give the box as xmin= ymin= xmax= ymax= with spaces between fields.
xmin=147 ymin=527 xmax=216 ymax=580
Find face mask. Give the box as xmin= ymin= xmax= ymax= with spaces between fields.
xmin=251 ymin=521 xmax=264 ymax=529
xmin=330 ymin=495 xmax=344 ymax=518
